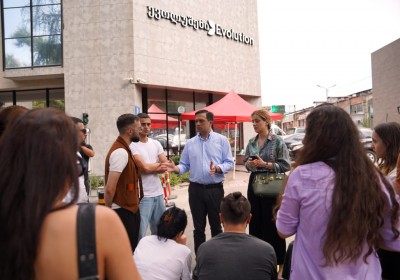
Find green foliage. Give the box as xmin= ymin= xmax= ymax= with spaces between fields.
xmin=89 ymin=175 xmax=104 ymax=190
xmin=5 ymin=54 xmax=21 ymax=68
xmin=171 ymin=154 xmax=180 ymax=165
xmin=167 ymin=172 xmax=190 ymax=187
xmin=169 ymin=172 xmax=180 ymax=187
xmin=180 ymin=172 xmax=190 ymax=182
xmin=360 ymin=117 xmax=372 ymax=128
xmin=32 ymin=99 xmax=65 ymax=110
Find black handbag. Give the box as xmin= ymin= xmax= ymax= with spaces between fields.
xmin=252 ymin=171 xmax=286 ymax=197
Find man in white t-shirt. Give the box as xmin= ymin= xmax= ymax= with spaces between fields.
xmin=130 ymin=113 xmax=169 ymax=240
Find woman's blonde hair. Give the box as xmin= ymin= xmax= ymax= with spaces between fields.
xmin=251 ymin=109 xmax=271 ymax=130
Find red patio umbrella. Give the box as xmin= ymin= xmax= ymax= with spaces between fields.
xmin=147 ymin=104 xmax=179 ymax=129
xmin=181 ymin=91 xmax=282 ymax=122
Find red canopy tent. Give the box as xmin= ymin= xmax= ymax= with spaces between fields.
xmin=147 ymin=104 xmax=179 ymax=129
xmin=180 ymin=91 xmax=282 ymax=122
xmin=181 ymin=91 xmax=282 ymax=178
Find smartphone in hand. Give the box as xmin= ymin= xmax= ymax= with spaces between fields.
xmin=249 ymin=155 xmax=258 ymax=160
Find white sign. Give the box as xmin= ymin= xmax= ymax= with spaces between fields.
xmin=177 ymin=106 xmax=185 ymax=113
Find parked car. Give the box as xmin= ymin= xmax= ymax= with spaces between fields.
xmin=288 ymin=141 xmax=303 ymax=161
xmin=286 ymin=127 xmax=305 ymax=135
xmin=271 ymin=124 xmax=286 ymax=136
xmin=282 ymin=133 xmax=305 ymax=149
xmin=151 ymin=134 xmax=176 ymax=150
xmin=151 ymin=133 xmax=187 ymax=154
xmin=358 ymin=128 xmax=377 ymax=163
xmin=288 ymin=127 xmax=377 ymax=162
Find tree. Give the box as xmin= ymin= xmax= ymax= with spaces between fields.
xmin=32 ymin=99 xmax=65 ymax=111
xmin=5 ymin=54 xmax=21 ymax=68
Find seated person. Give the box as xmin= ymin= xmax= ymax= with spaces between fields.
xmin=134 ymin=207 xmax=192 ymax=280
xmin=195 ymin=191 xmax=277 ymax=280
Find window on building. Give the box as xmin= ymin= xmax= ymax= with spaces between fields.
xmin=2 ymin=0 xmax=62 ymax=69
xmin=0 ymin=88 xmax=64 ymax=110
xmin=350 ymin=103 xmax=363 ymax=114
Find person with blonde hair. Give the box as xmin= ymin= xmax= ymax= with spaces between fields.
xmin=243 ymin=109 xmax=290 ymax=275
xmin=276 ymin=104 xmax=400 ymax=279
xmin=0 ymin=108 xmax=141 ymax=280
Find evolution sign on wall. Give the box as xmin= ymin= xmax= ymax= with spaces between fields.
xmin=147 ymin=6 xmax=255 ymax=46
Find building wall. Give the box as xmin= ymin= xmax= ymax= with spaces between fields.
xmin=371 ymin=38 xmax=400 ymax=124
xmin=133 ymin=0 xmax=260 ymax=96
xmin=63 ymin=0 xmax=140 ymax=175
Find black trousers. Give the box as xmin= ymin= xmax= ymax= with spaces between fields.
xmin=378 ymin=248 xmax=400 ymax=280
xmin=189 ymin=182 xmax=224 ymax=254
xmin=115 ymin=207 xmax=140 ymax=253
xmin=248 ymin=173 xmax=286 ymax=264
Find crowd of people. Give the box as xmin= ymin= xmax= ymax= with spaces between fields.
xmin=0 ymin=105 xmax=399 ymax=280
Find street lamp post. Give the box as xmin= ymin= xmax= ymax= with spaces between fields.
xmin=317 ymin=84 xmax=336 ymax=101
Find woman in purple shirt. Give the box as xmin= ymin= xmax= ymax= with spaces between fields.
xmin=276 ymin=104 xmax=400 ymax=279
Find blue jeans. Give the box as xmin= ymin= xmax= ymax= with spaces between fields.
xmin=138 ymin=194 xmax=166 ymax=240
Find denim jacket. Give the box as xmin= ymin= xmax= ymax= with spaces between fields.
xmin=244 ymin=131 xmax=290 ymax=173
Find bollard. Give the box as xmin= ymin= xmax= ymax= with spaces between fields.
xmin=98 ymin=190 xmax=105 ymax=205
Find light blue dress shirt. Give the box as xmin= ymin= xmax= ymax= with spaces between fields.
xmin=177 ymin=131 xmax=234 ymax=185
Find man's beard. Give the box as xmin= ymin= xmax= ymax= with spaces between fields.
xmin=130 ymin=134 xmax=140 ymax=143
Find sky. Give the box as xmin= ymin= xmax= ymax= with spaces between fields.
xmin=257 ymin=0 xmax=400 ymax=111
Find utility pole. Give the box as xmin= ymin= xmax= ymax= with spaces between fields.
xmin=317 ymin=84 xmax=336 ymax=100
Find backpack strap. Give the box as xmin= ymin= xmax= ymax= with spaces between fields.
xmin=77 ymin=204 xmax=99 ymax=280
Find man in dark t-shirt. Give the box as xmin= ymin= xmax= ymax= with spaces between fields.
xmin=195 ymin=192 xmax=277 ymax=280
xmin=72 ymin=117 xmax=95 ymax=195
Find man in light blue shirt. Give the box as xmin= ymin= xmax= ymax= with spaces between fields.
xmin=166 ymin=110 xmax=234 ymax=254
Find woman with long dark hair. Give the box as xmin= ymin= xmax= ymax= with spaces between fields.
xmin=243 ymin=109 xmax=290 ymax=276
xmin=0 ymin=108 xmax=141 ymax=280
xmin=276 ymin=104 xmax=400 ymax=279
xmin=134 ymin=206 xmax=192 ymax=280
xmin=372 ymin=121 xmax=400 ymax=279
xmin=373 ymin=122 xmax=400 ymax=181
